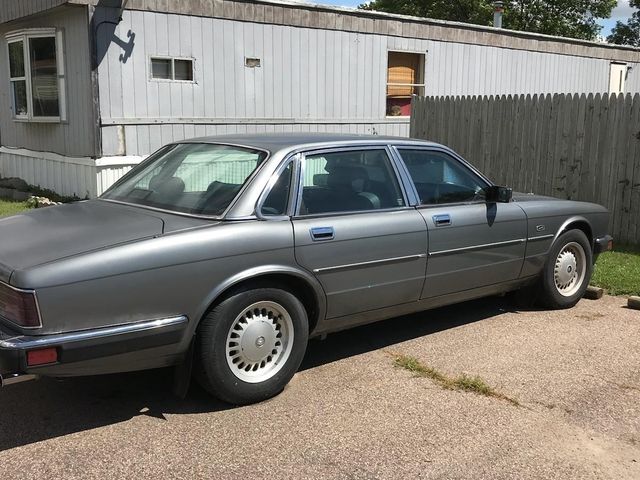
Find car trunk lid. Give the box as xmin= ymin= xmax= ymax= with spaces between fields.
xmin=0 ymin=200 xmax=165 ymax=284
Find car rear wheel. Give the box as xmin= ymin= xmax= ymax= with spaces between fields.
xmin=538 ymin=229 xmax=593 ymax=309
xmin=195 ymin=287 xmax=309 ymax=405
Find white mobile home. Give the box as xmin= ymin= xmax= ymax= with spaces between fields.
xmin=1 ymin=0 xmax=639 ymax=197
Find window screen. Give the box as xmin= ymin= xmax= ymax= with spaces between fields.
xmin=6 ymin=31 xmax=63 ymax=120
xmin=29 ymin=37 xmax=59 ymax=117
xmin=151 ymin=57 xmax=194 ymax=81
xmin=151 ymin=58 xmax=172 ymax=79
xmin=386 ymin=52 xmax=425 ymax=117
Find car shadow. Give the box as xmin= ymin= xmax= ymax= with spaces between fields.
xmin=301 ymin=295 xmax=515 ymax=371
xmin=0 ymin=296 xmax=513 ymax=452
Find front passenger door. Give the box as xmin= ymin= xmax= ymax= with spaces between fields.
xmin=395 ymin=148 xmax=527 ymax=299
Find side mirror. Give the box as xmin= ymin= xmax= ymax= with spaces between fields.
xmin=484 ymin=185 xmax=512 ymax=203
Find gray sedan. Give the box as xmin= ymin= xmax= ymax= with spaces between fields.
xmin=0 ymin=134 xmax=612 ymax=404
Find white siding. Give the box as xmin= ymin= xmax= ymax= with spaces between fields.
xmin=0 ymin=0 xmax=67 ymax=24
xmin=101 ymin=122 xmax=410 ymax=156
xmin=98 ymin=11 xmax=426 ymax=122
xmin=0 ymin=150 xmax=97 ymax=198
xmin=424 ymin=41 xmax=640 ymax=97
xmin=96 ymin=164 xmax=134 ymax=196
xmin=98 ymin=10 xmax=638 ymax=158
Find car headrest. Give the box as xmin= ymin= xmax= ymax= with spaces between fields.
xmin=148 ymin=175 xmax=163 ymax=191
xmin=326 ymin=166 xmax=368 ymax=193
xmin=149 ymin=176 xmax=185 ymax=197
xmin=313 ymin=174 xmax=328 ymax=187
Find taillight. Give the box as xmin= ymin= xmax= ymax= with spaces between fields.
xmin=27 ymin=348 xmax=58 ymax=366
xmin=0 ymin=282 xmax=41 ymax=328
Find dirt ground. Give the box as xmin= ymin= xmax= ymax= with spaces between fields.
xmin=0 ymin=295 xmax=638 ymax=479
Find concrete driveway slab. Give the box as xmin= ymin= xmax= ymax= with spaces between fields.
xmin=0 ymin=295 xmax=638 ymax=479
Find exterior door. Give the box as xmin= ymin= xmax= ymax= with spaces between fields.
xmin=394 ymin=147 xmax=527 ymax=299
xmin=609 ymin=63 xmax=627 ymax=95
xmin=292 ymin=147 xmax=428 ymax=319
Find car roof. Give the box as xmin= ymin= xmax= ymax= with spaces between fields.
xmin=180 ymin=133 xmax=442 ymax=153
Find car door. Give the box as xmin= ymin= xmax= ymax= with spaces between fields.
xmin=291 ymin=146 xmax=428 ymax=319
xmin=394 ymin=147 xmax=527 ymax=299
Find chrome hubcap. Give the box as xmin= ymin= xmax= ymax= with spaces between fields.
xmin=226 ymin=301 xmax=294 ymax=383
xmin=554 ymin=242 xmax=586 ymax=297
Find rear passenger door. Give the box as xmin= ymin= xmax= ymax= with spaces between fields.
xmin=292 ymin=147 xmax=428 ymax=319
xmin=394 ymin=147 xmax=527 ymax=299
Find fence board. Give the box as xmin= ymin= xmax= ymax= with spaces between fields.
xmin=622 ymin=95 xmax=640 ymax=244
xmin=411 ymin=92 xmax=640 ymax=246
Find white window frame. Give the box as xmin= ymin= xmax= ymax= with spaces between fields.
xmin=149 ymin=56 xmax=196 ymax=83
xmin=385 ymin=49 xmax=426 ymax=118
xmin=5 ymin=28 xmax=66 ymax=122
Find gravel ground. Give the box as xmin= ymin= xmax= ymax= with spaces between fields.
xmin=0 ymin=295 xmax=638 ymax=479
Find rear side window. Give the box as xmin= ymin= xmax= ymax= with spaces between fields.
xmin=397 ymin=149 xmax=488 ymax=205
xmin=261 ymin=162 xmax=293 ymax=216
xmin=299 ymin=149 xmax=405 ymax=215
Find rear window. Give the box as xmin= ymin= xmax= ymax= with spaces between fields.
xmin=101 ymin=143 xmax=268 ymax=216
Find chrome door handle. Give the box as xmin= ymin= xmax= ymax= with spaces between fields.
xmin=433 ymin=214 xmax=451 ymax=227
xmin=310 ymin=227 xmax=335 ymax=241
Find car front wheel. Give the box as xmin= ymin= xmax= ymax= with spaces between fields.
xmin=195 ymin=287 xmax=309 ymax=405
xmin=539 ymin=229 xmax=593 ymax=309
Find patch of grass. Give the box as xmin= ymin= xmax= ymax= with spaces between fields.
xmin=393 ymin=354 xmax=520 ymax=407
xmin=0 ymin=199 xmax=31 ymax=218
xmin=592 ymin=245 xmax=640 ymax=296
xmin=574 ymin=312 xmax=606 ymax=321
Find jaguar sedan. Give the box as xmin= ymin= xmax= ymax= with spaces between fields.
xmin=0 ymin=134 xmax=612 ymax=404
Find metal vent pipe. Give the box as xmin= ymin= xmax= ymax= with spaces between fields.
xmin=493 ymin=1 xmax=504 ymax=29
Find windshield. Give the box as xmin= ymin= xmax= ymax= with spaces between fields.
xmin=101 ymin=143 xmax=268 ymax=216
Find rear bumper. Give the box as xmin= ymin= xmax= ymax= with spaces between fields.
xmin=0 ymin=315 xmax=189 ymax=384
xmin=594 ymin=235 xmax=614 ymax=255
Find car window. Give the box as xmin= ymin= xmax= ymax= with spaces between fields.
xmin=102 ymin=143 xmax=268 ymax=216
xmin=260 ymin=162 xmax=293 ymax=216
xmin=397 ymin=149 xmax=488 ymax=205
xmin=299 ymin=149 xmax=405 ymax=215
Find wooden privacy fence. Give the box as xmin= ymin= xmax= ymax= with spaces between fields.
xmin=410 ymin=93 xmax=640 ymax=246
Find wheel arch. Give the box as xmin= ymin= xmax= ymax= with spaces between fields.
xmin=195 ymin=266 xmax=327 ymax=335
xmin=554 ymin=216 xmax=594 ymax=250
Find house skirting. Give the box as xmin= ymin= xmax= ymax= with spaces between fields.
xmin=0 ymin=147 xmax=145 ymax=198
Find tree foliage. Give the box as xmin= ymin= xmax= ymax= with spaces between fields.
xmin=359 ymin=0 xmax=617 ymax=41
xmin=358 ymin=0 xmax=493 ymax=25
xmin=608 ymin=0 xmax=640 ymax=46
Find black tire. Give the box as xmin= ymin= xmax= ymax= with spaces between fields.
xmin=195 ymin=287 xmax=309 ymax=405
xmin=538 ymin=229 xmax=593 ymax=309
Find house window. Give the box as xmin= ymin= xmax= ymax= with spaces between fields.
xmin=150 ymin=57 xmax=194 ymax=81
xmin=6 ymin=29 xmax=66 ymax=121
xmin=386 ymin=51 xmax=425 ymax=117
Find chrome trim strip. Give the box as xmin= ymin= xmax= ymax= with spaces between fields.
xmin=0 ymin=315 xmax=188 ymax=350
xmin=313 ymin=254 xmax=427 ymax=273
xmin=0 ymin=280 xmax=43 ymax=330
xmin=527 ymin=234 xmax=554 ymax=242
xmin=429 ymin=238 xmax=526 ymax=257
xmin=97 ymin=198 xmax=225 ymax=220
